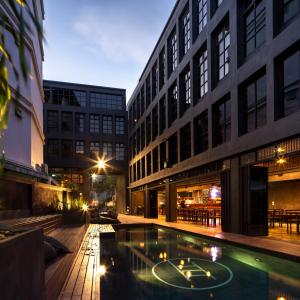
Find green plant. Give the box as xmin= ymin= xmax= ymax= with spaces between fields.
xmin=0 ymin=0 xmax=43 ymax=168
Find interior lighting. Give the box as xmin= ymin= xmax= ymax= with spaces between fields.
xmin=159 ymin=252 xmax=163 ymax=259
xmin=97 ymin=159 xmax=106 ymax=169
xmin=276 ymin=297 xmax=286 ymax=300
xmin=276 ymin=147 xmax=285 ymax=154
xmin=91 ymin=173 xmax=97 ymax=180
xmin=82 ymin=204 xmax=88 ymax=212
xmin=99 ymin=265 xmax=106 ymax=276
xmin=276 ymin=157 xmax=287 ymax=164
xmin=180 ymin=259 xmax=185 ymax=265
xmin=206 ymin=271 xmax=211 ymax=277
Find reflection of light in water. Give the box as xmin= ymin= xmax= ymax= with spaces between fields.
xmin=211 ymin=247 xmax=218 ymax=262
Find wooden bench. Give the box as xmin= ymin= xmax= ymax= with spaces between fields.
xmin=45 ymin=225 xmax=87 ymax=300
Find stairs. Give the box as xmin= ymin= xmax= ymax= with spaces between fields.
xmin=1 ymin=215 xmax=63 ymax=234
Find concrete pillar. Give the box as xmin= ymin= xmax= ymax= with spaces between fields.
xmin=165 ymin=179 xmax=177 ymax=222
xmin=229 ymin=157 xmax=241 ymax=233
xmin=116 ymin=174 xmax=127 ymax=213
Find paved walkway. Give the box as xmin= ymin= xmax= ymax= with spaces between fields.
xmin=118 ymin=214 xmax=300 ymax=261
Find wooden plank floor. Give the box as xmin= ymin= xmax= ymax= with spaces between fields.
xmin=59 ymin=224 xmax=102 ymax=300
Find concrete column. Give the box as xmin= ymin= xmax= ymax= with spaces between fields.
xmin=229 ymin=157 xmax=241 ymax=233
xmin=165 ymin=179 xmax=177 ymax=222
xmin=116 ymin=174 xmax=126 ymax=213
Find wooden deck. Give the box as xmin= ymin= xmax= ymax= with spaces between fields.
xmin=59 ymin=224 xmax=104 ymax=300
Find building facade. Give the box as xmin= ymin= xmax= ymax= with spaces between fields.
xmin=43 ymin=80 xmax=128 ymax=212
xmin=127 ymin=0 xmax=300 ymax=235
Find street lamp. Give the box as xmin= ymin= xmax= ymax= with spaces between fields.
xmin=97 ymin=159 xmax=106 ymax=170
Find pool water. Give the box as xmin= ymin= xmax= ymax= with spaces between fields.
xmin=100 ymin=226 xmax=300 ymax=300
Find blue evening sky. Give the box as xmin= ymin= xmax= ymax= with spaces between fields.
xmin=43 ymin=0 xmax=176 ymax=101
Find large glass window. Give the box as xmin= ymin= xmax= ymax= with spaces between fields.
xmin=180 ymin=123 xmax=191 ymax=161
xmin=146 ymin=114 xmax=152 ymax=146
xmin=159 ymin=96 xmax=166 ymax=134
xmin=103 ymin=142 xmax=113 ymax=158
xmin=61 ymin=112 xmax=73 ymax=133
xmin=90 ymin=142 xmax=100 ymax=156
xmin=197 ymin=0 xmax=208 ymax=34
xmin=47 ymin=139 xmax=59 ymax=158
xmin=213 ymin=96 xmax=231 ymax=146
xmin=90 ymin=93 xmax=123 ymax=110
xmin=180 ymin=66 xmax=191 ymax=115
xmin=283 ymin=0 xmax=300 ymax=24
xmin=47 ymin=111 xmax=59 ymax=133
xmin=50 ymin=88 xmax=86 ymax=107
xmin=215 ymin=19 xmax=230 ymax=82
xmin=180 ymin=8 xmax=191 ymax=57
xmin=153 ymin=147 xmax=159 ymax=173
xmin=152 ymin=62 xmax=159 ymax=100
xmin=116 ymin=116 xmax=125 ymax=135
xmin=244 ymin=0 xmax=266 ymax=57
xmin=102 ymin=115 xmax=113 ymax=134
xmin=75 ymin=141 xmax=85 ymax=155
xmin=168 ymin=133 xmax=178 ymax=166
xmin=159 ymin=48 xmax=166 ymax=90
xmin=116 ymin=143 xmax=125 ymax=161
xmin=61 ymin=140 xmax=73 ymax=158
xmin=168 ymin=29 xmax=178 ymax=75
xmin=140 ymin=86 xmax=145 ymax=115
xmin=277 ymin=50 xmax=300 ymax=118
xmin=194 ymin=46 xmax=208 ymax=103
xmin=239 ymin=71 xmax=267 ymax=134
xmin=90 ymin=114 xmax=100 ymax=133
xmin=146 ymin=152 xmax=152 ymax=176
xmin=146 ymin=75 xmax=151 ymax=107
xmin=75 ymin=113 xmax=85 ymax=133
xmin=152 ymin=105 xmax=158 ymax=140
xmin=141 ymin=121 xmax=145 ymax=150
xmin=168 ymin=82 xmax=178 ymax=126
xmin=194 ymin=110 xmax=208 ymax=154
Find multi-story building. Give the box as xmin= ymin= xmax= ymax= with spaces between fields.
xmin=43 ymin=80 xmax=128 ymax=212
xmin=0 ymin=0 xmax=52 ymax=217
xmin=127 ymin=0 xmax=300 ymax=236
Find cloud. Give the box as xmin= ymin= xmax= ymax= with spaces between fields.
xmin=73 ymin=3 xmax=162 ymax=65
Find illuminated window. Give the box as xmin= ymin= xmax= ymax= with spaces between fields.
xmin=75 ymin=141 xmax=85 ymax=155
xmin=103 ymin=142 xmax=113 ymax=158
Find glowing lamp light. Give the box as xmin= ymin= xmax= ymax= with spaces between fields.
xmin=99 ymin=265 xmax=106 ymax=276
xmin=97 ymin=159 xmax=106 ymax=169
xmin=186 ymin=271 xmax=192 ymax=279
xmin=276 ymin=297 xmax=286 ymax=300
xmin=180 ymin=259 xmax=185 ymax=266
xmin=276 ymin=147 xmax=285 ymax=153
xmin=159 ymin=252 xmax=164 ymax=259
xmin=82 ymin=204 xmax=89 ymax=212
xmin=163 ymin=252 xmax=167 ymax=259
xmin=276 ymin=157 xmax=287 ymax=164
xmin=178 ymin=264 xmax=183 ymax=270
xmin=206 ymin=271 xmax=211 ymax=277
xmin=139 ymin=242 xmax=145 ymax=248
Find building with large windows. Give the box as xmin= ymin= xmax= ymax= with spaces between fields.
xmin=127 ymin=0 xmax=300 ymax=236
xmin=43 ymin=80 xmax=128 ymax=212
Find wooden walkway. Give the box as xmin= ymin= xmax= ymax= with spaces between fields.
xmin=59 ymin=224 xmax=111 ymax=300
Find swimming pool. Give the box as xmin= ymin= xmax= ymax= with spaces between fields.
xmin=100 ymin=226 xmax=300 ymax=300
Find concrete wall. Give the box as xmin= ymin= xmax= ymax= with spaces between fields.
xmin=269 ymin=181 xmax=300 ymax=210
xmin=0 ymin=228 xmax=45 ymax=300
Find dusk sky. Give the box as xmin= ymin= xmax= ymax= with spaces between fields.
xmin=43 ymin=0 xmax=176 ymax=101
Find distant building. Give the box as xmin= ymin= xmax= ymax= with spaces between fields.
xmin=43 ymin=80 xmax=128 ymax=212
xmin=127 ymin=0 xmax=300 ymax=235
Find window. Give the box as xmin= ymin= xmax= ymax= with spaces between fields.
xmin=244 ymin=0 xmax=266 ymax=57
xmin=194 ymin=110 xmax=208 ymax=154
xmin=211 ymin=0 xmax=224 ymax=15
xmin=61 ymin=112 xmax=73 ymax=133
xmin=141 ymin=121 xmax=145 ymax=150
xmin=152 ymin=62 xmax=159 ymax=100
xmin=44 ymin=88 xmax=51 ymax=103
xmin=146 ymin=114 xmax=151 ymax=146
xmin=214 ymin=18 xmax=230 ymax=83
xmin=194 ymin=46 xmax=208 ymax=103
xmin=275 ymin=0 xmax=300 ymax=33
xmin=102 ymin=115 xmax=113 ymax=134
xmin=62 ymin=140 xmax=73 ymax=158
xmin=103 ymin=143 xmax=113 ymax=158
xmin=276 ymin=49 xmax=300 ymax=118
xmin=152 ymin=105 xmax=158 ymax=140
xmin=159 ymin=48 xmax=166 ymax=90
xmin=47 ymin=139 xmax=59 ymax=158
xmin=146 ymin=152 xmax=152 ymax=176
xmin=213 ymin=95 xmax=231 ymax=146
xmin=218 ymin=0 xmax=224 ymax=7
xmin=75 ymin=113 xmax=85 ymax=133
xmin=153 ymin=147 xmax=159 ymax=173
xmin=168 ymin=81 xmax=178 ymax=126
xmin=239 ymin=70 xmax=267 ymax=135
xmin=146 ymin=75 xmax=151 ymax=107
xmin=180 ymin=66 xmax=191 ymax=115
xmin=160 ymin=142 xmax=167 ymax=170
xmin=136 ymin=94 xmax=141 ymax=121
xmin=90 ymin=114 xmax=100 ymax=133
xmin=197 ymin=0 xmax=208 ymax=35
xmin=180 ymin=123 xmax=191 ymax=161
xmin=90 ymin=142 xmax=100 ymax=156
xmin=137 ymin=160 xmax=141 ymax=180
xmin=116 ymin=116 xmax=125 ymax=135
xmin=47 ymin=111 xmax=58 ymax=133
xmin=168 ymin=28 xmax=178 ymax=76
xmin=116 ymin=143 xmax=125 ymax=161
xmin=133 ymin=163 xmax=137 ymax=181
xmin=159 ymin=96 xmax=166 ymax=134
xmin=180 ymin=7 xmax=191 ymax=59
xmin=50 ymin=88 xmax=86 ymax=107
xmin=75 ymin=141 xmax=85 ymax=155
xmin=136 ymin=127 xmax=141 ymax=153
xmin=90 ymin=93 xmax=123 ymax=110
xmin=141 ymin=157 xmax=146 ymax=178
xmin=141 ymin=86 xmax=145 ymax=115
xmin=168 ymin=133 xmax=178 ymax=166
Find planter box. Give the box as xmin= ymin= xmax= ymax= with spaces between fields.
xmin=0 ymin=228 xmax=45 ymax=300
